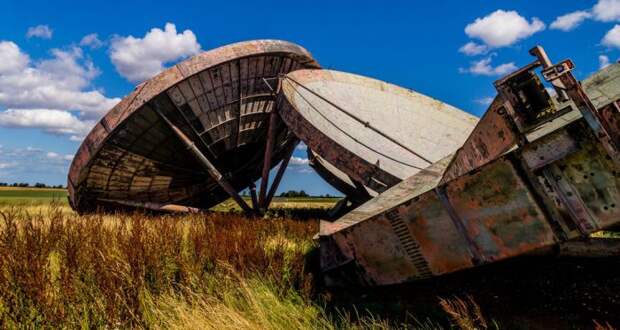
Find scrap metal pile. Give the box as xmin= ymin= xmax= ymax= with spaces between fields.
xmin=69 ymin=40 xmax=620 ymax=286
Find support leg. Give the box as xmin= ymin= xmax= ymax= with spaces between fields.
xmin=264 ymin=139 xmax=298 ymax=209
xmin=259 ymin=110 xmax=278 ymax=208
xmin=154 ymin=107 xmax=252 ymax=213
xmin=249 ymin=182 xmax=259 ymax=211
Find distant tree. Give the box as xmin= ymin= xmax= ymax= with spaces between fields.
xmin=34 ymin=183 xmax=47 ymax=188
xmin=279 ymin=190 xmax=309 ymax=198
xmin=17 ymin=183 xmax=29 ymax=187
xmin=0 ymin=182 xmax=7 ymax=187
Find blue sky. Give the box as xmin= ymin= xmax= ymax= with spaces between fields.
xmin=0 ymin=0 xmax=619 ymax=194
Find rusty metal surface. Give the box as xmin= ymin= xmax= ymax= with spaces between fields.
xmin=278 ymin=69 xmax=478 ymax=195
xmin=68 ymin=40 xmax=319 ymax=213
xmin=320 ymin=49 xmax=620 ymax=287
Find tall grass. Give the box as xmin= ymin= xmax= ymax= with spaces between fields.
xmin=0 ymin=203 xmax=323 ymax=328
xmin=0 ymin=203 xmax=524 ymax=329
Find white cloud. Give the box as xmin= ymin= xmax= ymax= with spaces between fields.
xmin=550 ymin=11 xmax=592 ymax=31
xmin=109 ymin=23 xmax=201 ymax=82
xmin=26 ymin=25 xmax=53 ymax=39
xmin=465 ymin=10 xmax=545 ymax=48
xmin=0 ymin=109 xmax=95 ymax=139
xmin=0 ymin=41 xmax=29 ymax=74
xmin=459 ymin=42 xmax=488 ymax=56
xmin=287 ymin=155 xmax=313 ymax=174
xmin=46 ymin=151 xmax=74 ymax=162
xmin=0 ymin=42 xmax=119 ymax=115
xmin=0 ymin=162 xmax=17 ymax=170
xmin=600 ymin=55 xmax=611 ymax=69
xmin=460 ymin=56 xmax=517 ymax=76
xmin=289 ymin=156 xmax=310 ymax=166
xmin=474 ymin=97 xmax=494 ymax=106
xmin=551 ymin=1 xmax=620 ymax=33
xmin=80 ymin=33 xmax=103 ymax=49
xmin=603 ymin=25 xmax=620 ymax=48
xmin=593 ymin=0 xmax=620 ymax=22
xmin=0 ymin=41 xmax=119 ymax=140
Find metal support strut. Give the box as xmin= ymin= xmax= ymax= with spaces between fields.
xmin=253 ymin=77 xmax=297 ymax=212
xmin=265 ymin=138 xmax=298 ymax=208
xmin=258 ymin=110 xmax=278 ymax=208
xmin=154 ymin=107 xmax=253 ymax=213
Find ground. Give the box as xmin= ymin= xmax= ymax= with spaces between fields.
xmin=0 ymin=188 xmax=618 ymax=329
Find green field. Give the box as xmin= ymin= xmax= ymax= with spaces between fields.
xmin=0 ymin=187 xmax=340 ymax=207
xmin=0 ymin=187 xmax=68 ymax=203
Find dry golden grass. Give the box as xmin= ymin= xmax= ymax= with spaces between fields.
xmin=0 ymin=203 xmax=320 ymax=328
xmin=0 ymin=202 xmax=513 ymax=329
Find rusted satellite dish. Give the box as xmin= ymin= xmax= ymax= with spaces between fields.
xmin=278 ymin=69 xmax=478 ymax=200
xmin=68 ymin=40 xmax=319 ymax=213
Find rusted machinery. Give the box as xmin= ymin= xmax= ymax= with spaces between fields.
xmin=68 ymin=40 xmax=319 ymax=213
xmin=317 ymin=47 xmax=620 ymax=286
xmin=68 ymin=40 xmax=620 ymax=286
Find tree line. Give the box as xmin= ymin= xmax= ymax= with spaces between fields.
xmin=0 ymin=182 xmax=65 ymax=189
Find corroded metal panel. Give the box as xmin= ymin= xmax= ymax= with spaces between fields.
xmin=331 ymin=214 xmax=420 ymax=286
xmin=441 ymin=98 xmax=519 ymax=183
xmin=550 ymin=139 xmax=620 ymax=230
xmin=399 ymin=191 xmax=475 ymax=276
xmin=445 ymin=159 xmax=556 ymax=261
xmin=521 ymin=130 xmax=577 ymax=170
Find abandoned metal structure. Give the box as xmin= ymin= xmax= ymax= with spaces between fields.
xmin=68 ymin=40 xmax=319 ymax=213
xmin=318 ymin=47 xmax=620 ymax=285
xmin=69 ymin=40 xmax=620 ymax=286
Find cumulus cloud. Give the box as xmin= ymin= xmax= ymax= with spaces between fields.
xmin=109 ymin=23 xmax=201 ymax=82
xmin=0 ymin=109 xmax=95 ymax=139
xmin=0 ymin=42 xmax=119 ymax=115
xmin=460 ymin=56 xmax=517 ymax=76
xmin=26 ymin=25 xmax=53 ymax=39
xmin=474 ymin=97 xmax=494 ymax=106
xmin=600 ymin=55 xmax=612 ymax=69
xmin=459 ymin=42 xmax=488 ymax=56
xmin=551 ymin=1 xmax=620 ymax=33
xmin=0 ymin=41 xmax=29 ymax=74
xmin=0 ymin=41 xmax=119 ymax=140
xmin=464 ymin=10 xmax=545 ymax=48
xmin=593 ymin=0 xmax=620 ymax=22
xmin=289 ymin=156 xmax=310 ymax=166
xmin=550 ymin=11 xmax=592 ymax=31
xmin=46 ymin=151 xmax=74 ymax=161
xmin=80 ymin=33 xmax=104 ymax=49
xmin=603 ymin=25 xmax=620 ymax=48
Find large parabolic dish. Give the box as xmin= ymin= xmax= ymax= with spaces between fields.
xmin=68 ymin=40 xmax=319 ymax=213
xmin=278 ymin=69 xmax=479 ymax=198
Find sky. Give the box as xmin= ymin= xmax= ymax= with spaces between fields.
xmin=0 ymin=0 xmax=619 ymax=195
